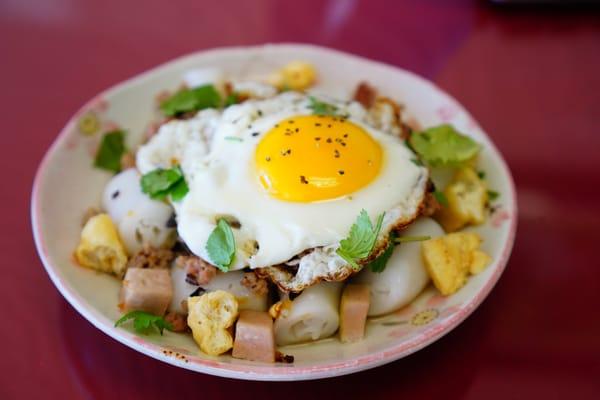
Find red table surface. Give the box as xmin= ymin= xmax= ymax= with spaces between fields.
xmin=2 ymin=0 xmax=599 ymax=398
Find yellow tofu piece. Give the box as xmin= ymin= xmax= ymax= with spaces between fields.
xmin=75 ymin=213 xmax=128 ymax=277
xmin=470 ymin=250 xmax=491 ymax=274
xmin=268 ymin=61 xmax=317 ymax=90
xmin=436 ymin=167 xmax=488 ymax=232
xmin=187 ymin=290 xmax=238 ymax=356
xmin=421 ymin=232 xmax=490 ymax=295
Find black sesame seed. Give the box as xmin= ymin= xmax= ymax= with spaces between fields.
xmin=326 ymin=138 xmax=332 ymax=143
xmin=343 ymin=134 xmax=348 ymax=138
xmin=300 ymin=175 xmax=308 ymax=184
xmin=111 ymin=190 xmax=120 ymax=199
xmin=327 ymin=124 xmax=332 ymax=128
xmin=288 ymin=120 xmax=295 ymax=124
xmin=334 ymin=149 xmax=340 ymax=158
xmin=252 ymin=132 xmax=260 ymax=137
xmin=295 ymin=128 xmax=299 ymax=132
xmin=257 ymin=110 xmax=263 ymax=116
xmin=314 ymin=137 xmax=321 ymax=141
xmin=338 ymin=170 xmax=345 ymax=175
xmin=315 ymin=123 xmax=321 ymax=127
xmin=266 ymin=156 xmax=271 ymax=162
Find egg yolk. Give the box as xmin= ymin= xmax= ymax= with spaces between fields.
xmin=255 ymin=115 xmax=383 ymax=202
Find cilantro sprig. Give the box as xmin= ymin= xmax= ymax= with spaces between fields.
xmin=367 ymin=234 xmax=432 ymax=273
xmin=487 ymin=190 xmax=500 ymax=202
xmin=94 ymin=130 xmax=126 ymax=173
xmin=367 ymin=233 xmax=396 ymax=273
xmin=141 ymin=166 xmax=189 ymax=201
xmin=160 ymin=84 xmax=221 ymax=117
xmin=205 ymin=218 xmax=236 ymax=272
xmin=337 ymin=209 xmax=384 ymax=269
xmin=308 ymin=96 xmax=338 ymax=116
xmin=114 ymin=311 xmax=172 ymax=335
xmin=395 ymin=235 xmax=431 ymax=243
xmin=433 ymin=190 xmax=449 ymax=207
xmin=409 ymin=124 xmax=480 ymax=167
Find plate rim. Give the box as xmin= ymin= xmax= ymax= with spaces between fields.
xmin=30 ymin=43 xmax=518 ymax=381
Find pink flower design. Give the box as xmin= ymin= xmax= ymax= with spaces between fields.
xmin=491 ymin=208 xmax=511 ymax=228
xmin=102 ymin=120 xmax=120 ymax=132
xmin=436 ymin=104 xmax=458 ymax=122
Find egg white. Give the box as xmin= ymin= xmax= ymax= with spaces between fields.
xmin=136 ymin=92 xmax=427 ymax=270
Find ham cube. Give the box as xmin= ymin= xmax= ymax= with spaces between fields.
xmin=120 ymin=268 xmax=173 ymax=316
xmin=339 ymin=284 xmax=370 ymax=343
xmin=232 ymin=310 xmax=275 ymax=363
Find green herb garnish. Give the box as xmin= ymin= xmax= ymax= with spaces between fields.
xmin=337 ymin=209 xmax=384 ymax=269
xmin=367 ymin=233 xmax=396 ymax=273
xmin=409 ymin=124 xmax=480 ymax=167
xmin=308 ymin=96 xmax=338 ymax=116
xmin=140 ymin=166 xmax=188 ymax=201
xmin=224 ymin=136 xmax=243 ymax=142
xmin=433 ymin=190 xmax=449 ymax=207
xmin=487 ymin=190 xmax=500 ymax=201
xmin=395 ymin=235 xmax=431 ymax=243
xmin=477 ymin=170 xmax=486 ymax=180
xmin=114 ymin=311 xmax=172 ymax=335
xmin=94 ymin=130 xmax=126 ymax=173
xmin=160 ymin=85 xmax=221 ymax=117
xmin=224 ymin=93 xmax=239 ymax=107
xmin=205 ymin=218 xmax=236 ymax=272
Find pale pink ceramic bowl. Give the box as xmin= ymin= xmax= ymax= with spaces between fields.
xmin=31 ymin=44 xmax=517 ymax=381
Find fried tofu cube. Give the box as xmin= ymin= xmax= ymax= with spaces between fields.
xmin=470 ymin=250 xmax=492 ymax=274
xmin=232 ymin=310 xmax=275 ymax=363
xmin=75 ymin=213 xmax=128 ymax=277
xmin=187 ymin=291 xmax=238 ymax=356
xmin=339 ymin=284 xmax=370 ymax=343
xmin=268 ymin=61 xmax=317 ymax=90
xmin=120 ymin=268 xmax=173 ymax=316
xmin=422 ymin=232 xmax=490 ymax=295
xmin=436 ymin=167 xmax=488 ymax=232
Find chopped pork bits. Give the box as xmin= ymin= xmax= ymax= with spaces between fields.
xmin=176 ymin=255 xmax=217 ymax=285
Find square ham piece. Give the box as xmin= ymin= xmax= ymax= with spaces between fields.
xmin=232 ymin=310 xmax=275 ymax=363
xmin=339 ymin=284 xmax=370 ymax=343
xmin=120 ymin=268 xmax=173 ymax=316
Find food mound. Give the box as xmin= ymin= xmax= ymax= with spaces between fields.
xmin=74 ymin=61 xmax=495 ymax=363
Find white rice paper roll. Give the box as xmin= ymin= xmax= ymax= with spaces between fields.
xmin=102 ymin=168 xmax=176 ymax=255
xmin=274 ymin=282 xmax=342 ymax=346
xmin=353 ymin=218 xmax=444 ymax=316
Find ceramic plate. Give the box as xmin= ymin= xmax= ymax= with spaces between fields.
xmin=31 ymin=44 xmax=516 ymax=381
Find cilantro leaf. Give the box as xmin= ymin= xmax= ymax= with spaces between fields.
xmin=205 ymin=218 xmax=236 ymax=272
xmin=169 ymin=177 xmax=189 ymax=201
xmin=160 ymin=85 xmax=221 ymax=117
xmin=224 ymin=93 xmax=239 ymax=107
xmin=140 ymin=166 xmax=188 ymax=201
xmin=114 ymin=311 xmax=172 ymax=335
xmin=477 ymin=170 xmax=486 ymax=180
xmin=409 ymin=124 xmax=480 ymax=167
xmin=94 ymin=130 xmax=126 ymax=173
xmin=433 ymin=190 xmax=449 ymax=207
xmin=487 ymin=190 xmax=500 ymax=201
xmin=395 ymin=235 xmax=431 ymax=243
xmin=367 ymin=233 xmax=396 ymax=273
xmin=337 ymin=209 xmax=385 ymax=269
xmin=307 ymin=96 xmax=338 ymax=116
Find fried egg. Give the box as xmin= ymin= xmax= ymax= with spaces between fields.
xmin=137 ymin=92 xmax=428 ymax=284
